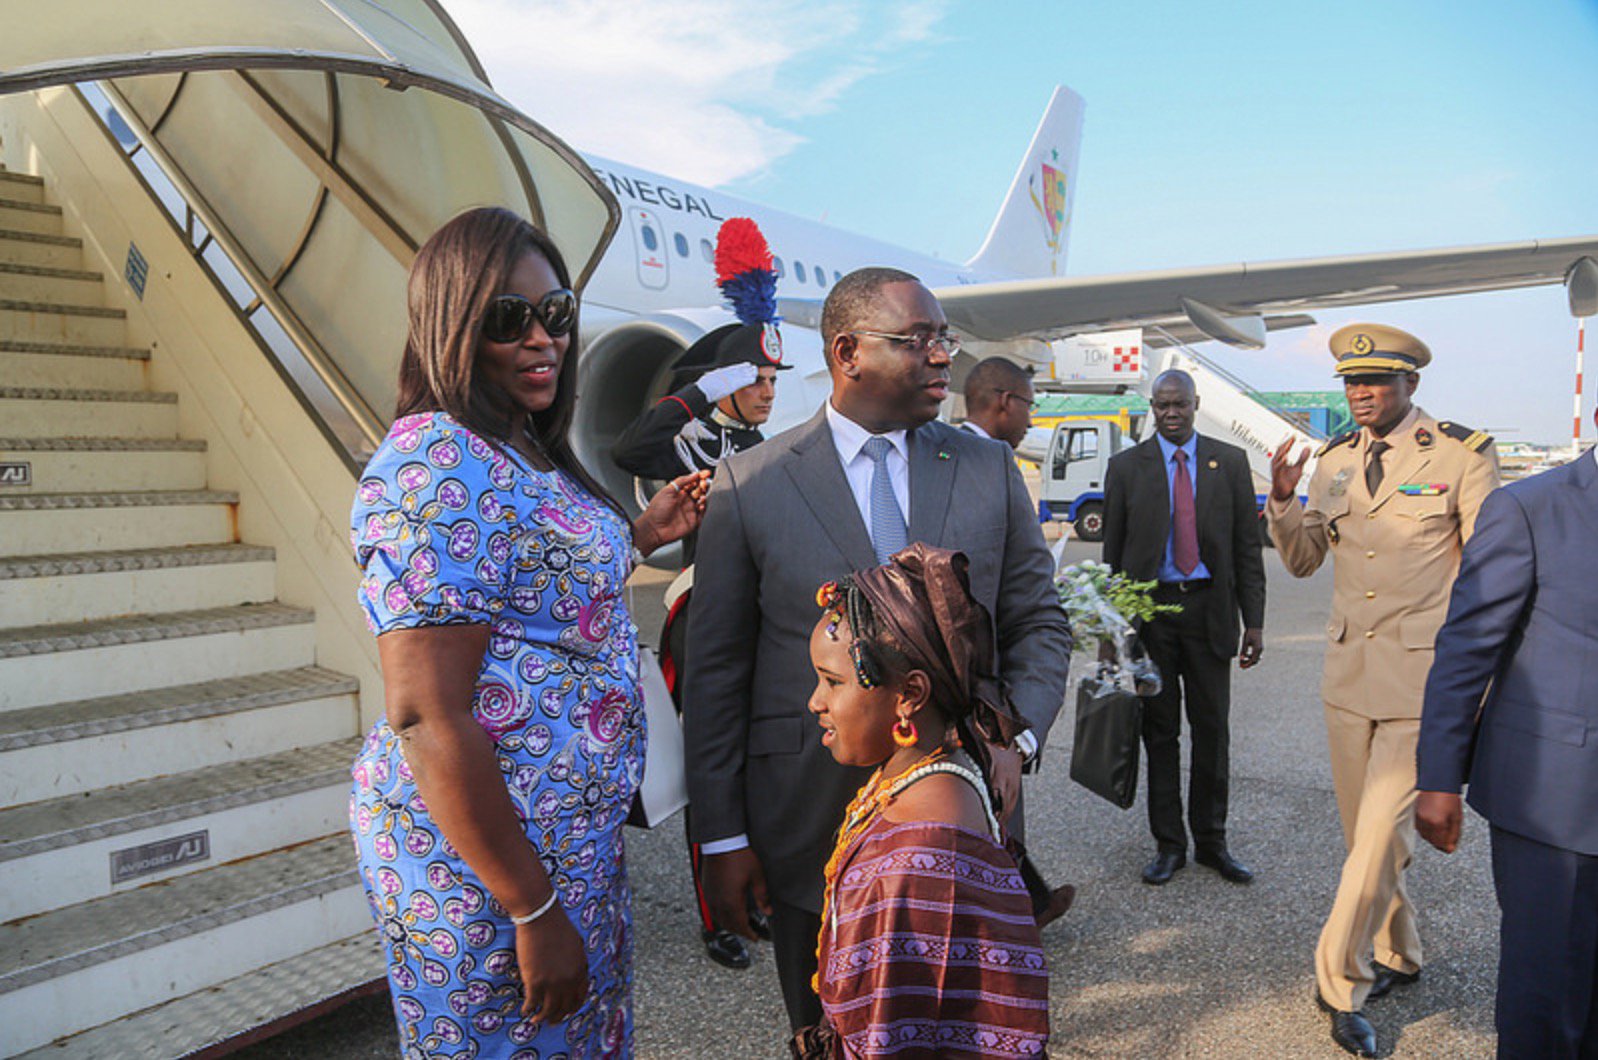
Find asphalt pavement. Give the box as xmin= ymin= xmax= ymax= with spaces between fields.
xmin=241 ymin=537 xmax=1501 ymax=1058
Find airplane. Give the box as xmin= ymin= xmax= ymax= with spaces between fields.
xmin=566 ymin=86 xmax=1598 ymax=507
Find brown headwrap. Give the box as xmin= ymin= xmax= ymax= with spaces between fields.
xmin=846 ymin=543 xmax=1026 ymax=752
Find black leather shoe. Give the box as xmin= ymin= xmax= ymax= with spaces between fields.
xmin=748 ymin=909 xmax=772 ymax=942
xmin=1317 ymin=994 xmax=1378 ymax=1058
xmin=1368 ymin=961 xmax=1421 ymax=1001
xmin=1141 ymin=850 xmax=1186 ymax=885
xmin=1195 ymin=847 xmax=1254 ymax=884
xmin=1035 ymin=884 xmax=1077 ymax=929
xmin=702 ymin=928 xmax=752 ymax=970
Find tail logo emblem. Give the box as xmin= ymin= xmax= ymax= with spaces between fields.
xmin=1028 ymin=153 xmax=1070 ymax=274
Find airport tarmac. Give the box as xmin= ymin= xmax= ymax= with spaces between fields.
xmin=242 ymin=538 xmax=1500 ymax=1058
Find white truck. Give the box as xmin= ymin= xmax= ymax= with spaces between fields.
xmin=1038 ymin=345 xmax=1322 ymax=541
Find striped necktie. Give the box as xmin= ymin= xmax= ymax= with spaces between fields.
xmin=862 ymin=436 xmax=908 ymax=564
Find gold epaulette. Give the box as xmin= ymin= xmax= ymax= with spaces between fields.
xmin=1437 ymin=421 xmax=1494 ymax=454
xmin=1317 ymin=430 xmax=1359 ymax=457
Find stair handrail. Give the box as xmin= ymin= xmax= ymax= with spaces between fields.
xmin=70 ymin=82 xmax=383 ymax=473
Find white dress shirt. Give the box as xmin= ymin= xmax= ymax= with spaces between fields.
xmin=825 ymin=401 xmax=911 ymax=528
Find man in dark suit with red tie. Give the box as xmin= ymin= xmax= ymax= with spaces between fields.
xmin=1102 ymin=369 xmax=1267 ymax=885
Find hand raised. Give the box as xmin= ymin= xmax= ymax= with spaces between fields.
xmin=1269 ymin=435 xmax=1310 ymax=502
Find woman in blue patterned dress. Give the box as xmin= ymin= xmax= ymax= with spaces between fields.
xmin=350 ymin=207 xmax=708 ymax=1058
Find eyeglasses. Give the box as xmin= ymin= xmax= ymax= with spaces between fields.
xmin=850 ymin=330 xmax=962 ymax=356
xmin=997 ymin=389 xmax=1036 ymax=410
xmin=481 ymin=288 xmax=577 ymax=344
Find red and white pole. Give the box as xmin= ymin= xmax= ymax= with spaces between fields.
xmin=1576 ymin=319 xmax=1587 ymax=459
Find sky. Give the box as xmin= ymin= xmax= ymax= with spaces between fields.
xmin=446 ymin=0 xmax=1598 ymax=447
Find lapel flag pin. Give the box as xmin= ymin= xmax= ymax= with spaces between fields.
xmin=1208 ymin=459 xmax=1218 ymax=469
xmin=938 ymin=450 xmax=951 ymax=460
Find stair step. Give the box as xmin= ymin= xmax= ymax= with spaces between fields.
xmin=0 ymin=229 xmax=83 ymax=269
xmin=0 ymin=489 xmax=237 ymax=556
xmin=0 ymin=663 xmax=357 ymax=805
xmin=13 ymin=933 xmax=385 ymax=1060
xmin=0 ymin=197 xmax=63 ymax=236
xmin=0 ymin=835 xmax=369 ymax=1055
xmin=0 ymin=387 xmax=179 ymax=439
xmin=0 ymin=297 xmax=126 ymax=345
xmin=0 ymin=437 xmax=208 ymax=493
xmin=0 ymin=736 xmax=360 ymax=921
xmin=0 ymin=171 xmax=46 ymax=204
xmin=0 ymin=260 xmax=104 ymax=304
xmin=0 ymin=543 xmax=276 ymax=627
xmin=0 ymin=340 xmax=150 ymax=389
xmin=0 ymin=602 xmax=317 ymax=712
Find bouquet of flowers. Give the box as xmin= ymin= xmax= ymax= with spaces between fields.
xmin=1056 ymin=559 xmax=1180 ymax=695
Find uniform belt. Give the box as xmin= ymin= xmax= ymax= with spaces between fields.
xmin=1156 ymin=578 xmax=1212 ymax=594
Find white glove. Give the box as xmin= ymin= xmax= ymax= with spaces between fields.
xmin=696 ymin=361 xmax=759 ymax=403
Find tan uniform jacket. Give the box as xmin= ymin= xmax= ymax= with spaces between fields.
xmin=1267 ymin=407 xmax=1500 ymax=718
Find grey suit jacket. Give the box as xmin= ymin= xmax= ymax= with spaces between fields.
xmin=683 ymin=406 xmax=1073 ymax=911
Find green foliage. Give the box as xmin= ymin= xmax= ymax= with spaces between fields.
xmin=1056 ymin=559 xmax=1182 ymax=646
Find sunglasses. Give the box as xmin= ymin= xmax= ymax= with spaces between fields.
xmin=481 ymin=288 xmax=578 ymax=344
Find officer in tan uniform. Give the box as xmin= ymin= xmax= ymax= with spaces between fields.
xmin=1267 ymin=323 xmax=1499 ymax=1058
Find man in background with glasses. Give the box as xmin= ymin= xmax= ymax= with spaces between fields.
xmin=960 ymin=355 xmax=1037 ymax=451
xmin=683 ymin=267 xmax=1073 ymax=1036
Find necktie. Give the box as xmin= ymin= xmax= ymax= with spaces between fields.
xmin=862 ymin=436 xmax=908 ymax=564
xmin=1172 ymin=449 xmax=1199 ymax=576
xmin=1366 ymin=440 xmax=1390 ymax=496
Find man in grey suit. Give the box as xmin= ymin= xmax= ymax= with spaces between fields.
xmin=683 ymin=267 xmax=1074 ymax=1031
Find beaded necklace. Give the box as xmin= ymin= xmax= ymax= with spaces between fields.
xmin=812 ymin=747 xmax=969 ymax=992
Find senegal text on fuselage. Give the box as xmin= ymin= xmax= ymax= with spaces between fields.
xmin=590 ymin=167 xmax=726 ymax=221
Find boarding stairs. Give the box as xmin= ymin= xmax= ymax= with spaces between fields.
xmin=0 ymin=167 xmax=382 ymax=1058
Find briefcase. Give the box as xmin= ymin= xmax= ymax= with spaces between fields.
xmin=1069 ymin=665 xmax=1143 ymax=809
xmin=627 ymin=648 xmax=689 ymax=829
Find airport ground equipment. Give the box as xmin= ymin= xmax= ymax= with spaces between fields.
xmin=1038 ymin=343 xmax=1320 ymax=541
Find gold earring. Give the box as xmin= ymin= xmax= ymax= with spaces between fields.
xmin=892 ymin=717 xmax=917 ymax=747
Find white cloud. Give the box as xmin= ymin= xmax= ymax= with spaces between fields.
xmin=442 ymin=0 xmax=948 ymax=185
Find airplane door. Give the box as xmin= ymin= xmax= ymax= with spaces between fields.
xmin=626 ymin=207 xmax=669 ymax=290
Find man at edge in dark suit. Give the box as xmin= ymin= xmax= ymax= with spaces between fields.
xmin=1416 ymin=405 xmax=1598 ymax=1060
xmin=682 ymin=267 xmax=1074 ymax=1032
xmin=1102 ymin=369 xmax=1267 ymax=886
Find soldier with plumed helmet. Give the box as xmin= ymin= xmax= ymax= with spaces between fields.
xmin=1267 ymin=322 xmax=1501 ymax=1058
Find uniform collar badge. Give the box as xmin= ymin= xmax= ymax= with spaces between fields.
xmin=1415 ymin=426 xmax=1433 ymax=448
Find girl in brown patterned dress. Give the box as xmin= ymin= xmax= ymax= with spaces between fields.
xmin=794 ymin=544 xmax=1049 ymax=1059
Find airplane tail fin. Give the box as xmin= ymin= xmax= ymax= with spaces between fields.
xmin=965 ymin=85 xmax=1085 ymax=279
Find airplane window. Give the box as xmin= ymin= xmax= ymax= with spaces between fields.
xmin=700 ymin=238 xmax=714 ymax=263
xmin=833 ymin=270 xmax=842 ymax=283
xmin=816 ymin=266 xmax=828 ymax=286
xmin=674 ymin=233 xmax=689 ymax=258
xmin=794 ymin=261 xmax=807 ymax=283
xmin=641 ymin=225 xmax=658 ymax=252
xmin=773 ymin=256 xmax=785 ymax=278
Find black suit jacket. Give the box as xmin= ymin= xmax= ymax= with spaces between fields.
xmin=1101 ymin=434 xmax=1266 ymax=659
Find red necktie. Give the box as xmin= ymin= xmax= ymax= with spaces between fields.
xmin=1173 ymin=449 xmax=1199 ymax=576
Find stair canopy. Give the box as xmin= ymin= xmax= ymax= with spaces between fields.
xmin=0 ymin=0 xmax=620 ymax=452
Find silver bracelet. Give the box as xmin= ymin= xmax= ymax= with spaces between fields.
xmin=510 ymin=891 xmax=560 ymax=926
